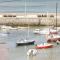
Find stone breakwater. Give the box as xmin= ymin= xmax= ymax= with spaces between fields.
xmin=0 ymin=13 xmax=60 ymax=26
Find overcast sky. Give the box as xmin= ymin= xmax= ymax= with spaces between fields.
xmin=0 ymin=0 xmax=59 ymax=12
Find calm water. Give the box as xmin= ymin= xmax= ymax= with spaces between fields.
xmin=0 ymin=27 xmax=60 ymax=60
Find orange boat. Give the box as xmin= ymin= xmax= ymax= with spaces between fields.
xmin=35 ymin=43 xmax=53 ymax=49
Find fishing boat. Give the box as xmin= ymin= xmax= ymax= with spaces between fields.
xmin=35 ymin=43 xmax=53 ymax=49
xmin=16 ymin=40 xmax=35 ymax=46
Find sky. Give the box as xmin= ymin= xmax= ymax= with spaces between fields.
xmin=0 ymin=0 xmax=60 ymax=13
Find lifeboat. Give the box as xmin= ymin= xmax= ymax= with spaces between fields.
xmin=27 ymin=49 xmax=37 ymax=56
xmin=35 ymin=43 xmax=53 ymax=49
xmin=47 ymin=35 xmax=60 ymax=43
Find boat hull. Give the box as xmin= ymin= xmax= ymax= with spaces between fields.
xmin=36 ymin=45 xmax=53 ymax=49
xmin=16 ymin=41 xmax=35 ymax=46
xmin=50 ymin=32 xmax=58 ymax=34
xmin=47 ymin=38 xmax=60 ymax=43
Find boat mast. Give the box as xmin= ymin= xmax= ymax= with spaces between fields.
xmin=25 ymin=0 xmax=29 ymax=39
xmin=56 ymin=2 xmax=58 ymax=31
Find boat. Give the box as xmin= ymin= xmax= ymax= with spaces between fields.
xmin=49 ymin=29 xmax=58 ymax=34
xmin=47 ymin=34 xmax=60 ymax=42
xmin=33 ymin=28 xmax=58 ymax=35
xmin=35 ymin=43 xmax=53 ymax=49
xmin=0 ymin=25 xmax=13 ymax=34
xmin=47 ymin=3 xmax=60 ymax=43
xmin=16 ymin=39 xmax=35 ymax=46
xmin=27 ymin=49 xmax=37 ymax=56
xmin=39 ymin=28 xmax=49 ymax=34
xmin=40 ymin=28 xmax=58 ymax=34
xmin=33 ymin=29 xmax=40 ymax=34
xmin=16 ymin=1 xmax=35 ymax=46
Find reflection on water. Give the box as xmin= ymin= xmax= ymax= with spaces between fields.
xmin=27 ymin=56 xmax=37 ymax=60
xmin=0 ymin=27 xmax=60 ymax=60
xmin=27 ymin=46 xmax=60 ymax=60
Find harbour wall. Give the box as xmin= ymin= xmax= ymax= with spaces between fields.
xmin=0 ymin=13 xmax=60 ymax=26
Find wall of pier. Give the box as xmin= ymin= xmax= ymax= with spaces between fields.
xmin=0 ymin=13 xmax=60 ymax=26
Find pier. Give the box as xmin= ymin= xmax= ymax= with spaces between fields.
xmin=0 ymin=13 xmax=60 ymax=26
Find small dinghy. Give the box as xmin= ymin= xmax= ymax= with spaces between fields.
xmin=27 ymin=49 xmax=37 ymax=56
xmin=35 ymin=43 xmax=53 ymax=49
xmin=33 ymin=29 xmax=40 ymax=34
xmin=16 ymin=40 xmax=35 ymax=46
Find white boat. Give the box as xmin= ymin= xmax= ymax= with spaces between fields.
xmin=0 ymin=25 xmax=12 ymax=29
xmin=49 ymin=29 xmax=58 ymax=34
xmin=0 ymin=25 xmax=12 ymax=34
xmin=33 ymin=28 xmax=58 ymax=35
xmin=27 ymin=49 xmax=37 ymax=56
xmin=47 ymin=34 xmax=60 ymax=42
xmin=40 ymin=28 xmax=58 ymax=34
xmin=39 ymin=28 xmax=49 ymax=34
xmin=33 ymin=29 xmax=40 ymax=34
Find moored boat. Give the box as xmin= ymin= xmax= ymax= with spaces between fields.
xmin=16 ymin=40 xmax=35 ymax=46
xmin=35 ymin=43 xmax=53 ymax=49
xmin=33 ymin=29 xmax=40 ymax=34
xmin=33 ymin=28 xmax=58 ymax=35
xmin=47 ymin=35 xmax=60 ymax=43
xmin=40 ymin=28 xmax=58 ymax=35
xmin=49 ymin=29 xmax=58 ymax=34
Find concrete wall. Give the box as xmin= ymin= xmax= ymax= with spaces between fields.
xmin=0 ymin=13 xmax=60 ymax=26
